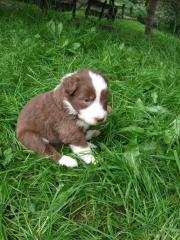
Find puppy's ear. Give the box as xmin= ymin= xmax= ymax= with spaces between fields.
xmin=63 ymin=76 xmax=79 ymax=95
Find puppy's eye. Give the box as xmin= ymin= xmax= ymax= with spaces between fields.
xmin=84 ymin=99 xmax=92 ymax=103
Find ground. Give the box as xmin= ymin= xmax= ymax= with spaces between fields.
xmin=0 ymin=3 xmax=180 ymax=240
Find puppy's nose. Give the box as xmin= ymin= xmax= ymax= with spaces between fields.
xmin=95 ymin=117 xmax=105 ymax=123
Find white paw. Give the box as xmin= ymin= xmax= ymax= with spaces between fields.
xmin=86 ymin=130 xmax=101 ymax=140
xmin=58 ymin=155 xmax=78 ymax=168
xmin=88 ymin=142 xmax=97 ymax=149
xmin=81 ymin=154 xmax=96 ymax=164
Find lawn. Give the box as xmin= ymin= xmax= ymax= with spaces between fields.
xmin=0 ymin=3 xmax=180 ymax=240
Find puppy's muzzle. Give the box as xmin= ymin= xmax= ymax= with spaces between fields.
xmin=95 ymin=117 xmax=105 ymax=123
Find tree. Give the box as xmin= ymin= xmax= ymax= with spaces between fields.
xmin=145 ymin=0 xmax=159 ymax=35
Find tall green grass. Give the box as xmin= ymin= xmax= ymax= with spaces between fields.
xmin=0 ymin=4 xmax=180 ymax=240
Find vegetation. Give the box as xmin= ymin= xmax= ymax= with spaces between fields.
xmin=131 ymin=0 xmax=180 ymax=35
xmin=10 ymin=0 xmax=180 ymax=35
xmin=155 ymin=0 xmax=180 ymax=35
xmin=0 ymin=4 xmax=180 ymax=239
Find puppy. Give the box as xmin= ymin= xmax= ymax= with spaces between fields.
xmin=16 ymin=69 xmax=110 ymax=167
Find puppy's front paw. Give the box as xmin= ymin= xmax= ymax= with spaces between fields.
xmin=86 ymin=130 xmax=101 ymax=140
xmin=58 ymin=155 xmax=78 ymax=168
xmin=81 ymin=154 xmax=96 ymax=164
xmin=88 ymin=142 xmax=97 ymax=149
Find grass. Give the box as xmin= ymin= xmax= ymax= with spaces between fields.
xmin=0 ymin=3 xmax=180 ymax=240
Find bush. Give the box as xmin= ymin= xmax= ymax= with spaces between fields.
xmin=133 ymin=4 xmax=147 ymax=24
xmin=134 ymin=0 xmax=180 ymax=36
xmin=155 ymin=0 xmax=180 ymax=35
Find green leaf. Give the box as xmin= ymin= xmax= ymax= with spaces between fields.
xmin=174 ymin=150 xmax=180 ymax=173
xmin=67 ymin=42 xmax=81 ymax=54
xmin=0 ymin=148 xmax=2 ymax=157
xmin=151 ymin=92 xmax=158 ymax=104
xmin=47 ymin=20 xmax=56 ymax=35
xmin=164 ymin=115 xmax=180 ymax=144
xmin=89 ymin=27 xmax=96 ymax=33
xmin=120 ymin=125 xmax=144 ymax=134
xmin=135 ymin=99 xmax=167 ymax=114
xmin=2 ymin=148 xmax=13 ymax=166
xmin=61 ymin=39 xmax=69 ymax=48
xmin=146 ymin=105 xmax=167 ymax=114
xmin=57 ymin=22 xmax=63 ymax=37
xmin=72 ymin=42 xmax=81 ymax=50
xmin=119 ymin=42 xmax=125 ymax=50
xmin=124 ymin=145 xmax=140 ymax=176
xmin=34 ymin=34 xmax=40 ymax=39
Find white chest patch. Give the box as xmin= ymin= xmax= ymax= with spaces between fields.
xmin=76 ymin=119 xmax=89 ymax=131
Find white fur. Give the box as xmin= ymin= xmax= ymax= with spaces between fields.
xmin=76 ymin=119 xmax=89 ymax=131
xmin=42 ymin=137 xmax=49 ymax=143
xmin=86 ymin=130 xmax=101 ymax=140
xmin=78 ymin=71 xmax=107 ymax=125
xmin=54 ymin=72 xmax=77 ymax=91
xmin=58 ymin=155 xmax=78 ymax=168
xmin=70 ymin=145 xmax=96 ymax=164
xmin=88 ymin=142 xmax=97 ymax=149
xmin=63 ymin=99 xmax=78 ymax=115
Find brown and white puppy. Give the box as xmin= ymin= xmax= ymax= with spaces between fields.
xmin=16 ymin=69 xmax=110 ymax=168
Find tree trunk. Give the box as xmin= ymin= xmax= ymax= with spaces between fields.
xmin=145 ymin=0 xmax=158 ymax=35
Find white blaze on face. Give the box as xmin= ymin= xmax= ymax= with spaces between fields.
xmin=78 ymin=71 xmax=107 ymax=125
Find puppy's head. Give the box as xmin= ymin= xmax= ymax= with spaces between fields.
xmin=62 ymin=70 xmax=109 ymax=126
